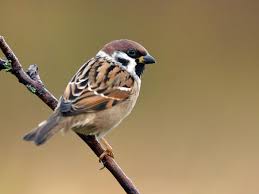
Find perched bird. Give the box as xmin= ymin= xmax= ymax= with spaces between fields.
xmin=23 ymin=39 xmax=155 ymax=159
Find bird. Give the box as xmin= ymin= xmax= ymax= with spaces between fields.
xmin=23 ymin=39 xmax=155 ymax=160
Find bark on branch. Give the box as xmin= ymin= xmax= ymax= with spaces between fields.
xmin=0 ymin=36 xmax=140 ymax=194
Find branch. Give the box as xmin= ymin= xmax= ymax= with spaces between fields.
xmin=0 ymin=36 xmax=140 ymax=194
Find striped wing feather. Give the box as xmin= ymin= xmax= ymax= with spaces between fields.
xmin=60 ymin=57 xmax=134 ymax=116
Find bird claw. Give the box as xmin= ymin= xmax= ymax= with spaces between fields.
xmin=97 ymin=137 xmax=114 ymax=169
xmin=99 ymin=149 xmax=114 ymax=170
xmin=99 ymin=149 xmax=114 ymax=162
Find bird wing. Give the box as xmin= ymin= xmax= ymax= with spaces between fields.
xmin=59 ymin=57 xmax=135 ymax=116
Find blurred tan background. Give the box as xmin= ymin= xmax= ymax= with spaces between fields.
xmin=0 ymin=0 xmax=259 ymax=193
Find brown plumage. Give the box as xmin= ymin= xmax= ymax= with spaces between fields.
xmin=23 ymin=39 xmax=155 ymax=150
xmin=62 ymin=57 xmax=134 ymax=114
xmin=102 ymin=39 xmax=147 ymax=56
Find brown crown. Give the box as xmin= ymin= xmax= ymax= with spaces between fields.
xmin=101 ymin=39 xmax=148 ymax=56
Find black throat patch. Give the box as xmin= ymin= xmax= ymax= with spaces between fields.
xmin=135 ymin=63 xmax=145 ymax=77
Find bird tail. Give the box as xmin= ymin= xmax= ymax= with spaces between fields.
xmin=23 ymin=111 xmax=63 ymax=145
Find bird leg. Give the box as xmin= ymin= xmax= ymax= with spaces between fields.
xmin=99 ymin=137 xmax=114 ymax=162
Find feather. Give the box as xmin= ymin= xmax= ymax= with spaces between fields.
xmin=23 ymin=111 xmax=62 ymax=145
xmin=60 ymin=57 xmax=135 ymax=116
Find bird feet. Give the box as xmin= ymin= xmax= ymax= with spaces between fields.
xmin=98 ymin=137 xmax=114 ymax=169
xmin=99 ymin=149 xmax=114 ymax=170
xmin=99 ymin=148 xmax=114 ymax=163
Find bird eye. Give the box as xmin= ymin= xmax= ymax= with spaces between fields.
xmin=127 ymin=49 xmax=137 ymax=57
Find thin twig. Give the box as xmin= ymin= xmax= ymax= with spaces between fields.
xmin=0 ymin=36 xmax=140 ymax=194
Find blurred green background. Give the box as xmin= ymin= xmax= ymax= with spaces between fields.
xmin=0 ymin=0 xmax=259 ymax=193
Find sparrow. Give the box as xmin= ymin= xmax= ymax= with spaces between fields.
xmin=23 ymin=39 xmax=155 ymax=159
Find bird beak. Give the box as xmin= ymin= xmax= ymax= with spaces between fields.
xmin=138 ymin=55 xmax=156 ymax=64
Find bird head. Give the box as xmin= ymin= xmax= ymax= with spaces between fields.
xmin=97 ymin=39 xmax=156 ymax=77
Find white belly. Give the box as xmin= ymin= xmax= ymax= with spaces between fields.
xmin=73 ymin=89 xmax=139 ymax=137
